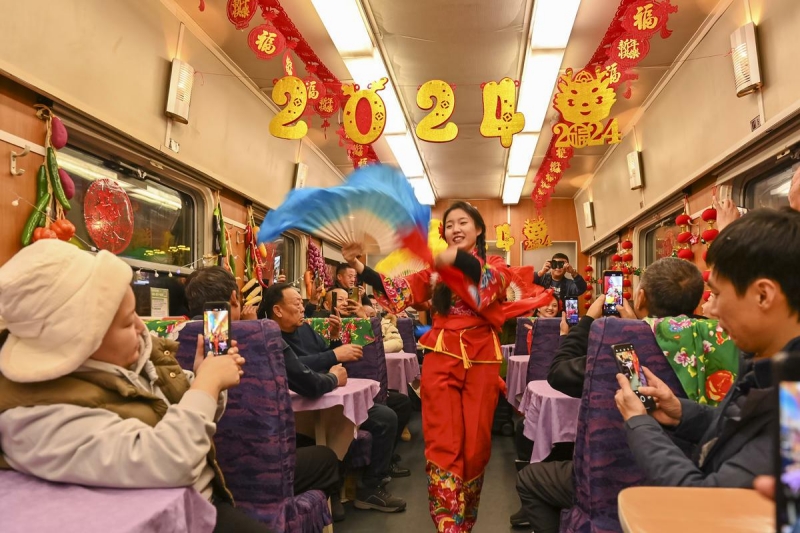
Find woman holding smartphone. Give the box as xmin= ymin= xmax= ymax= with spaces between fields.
xmin=343 ymin=201 xmax=512 ymax=533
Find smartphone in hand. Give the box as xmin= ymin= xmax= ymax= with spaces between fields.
xmin=612 ymin=343 xmax=655 ymax=411
xmin=564 ymin=297 xmax=579 ymax=326
xmin=203 ymin=302 xmax=232 ymax=355
xmin=348 ymin=286 xmax=360 ymax=302
xmin=603 ymin=271 xmax=624 ymax=316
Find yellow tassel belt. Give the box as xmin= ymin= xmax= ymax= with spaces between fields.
xmin=419 ymin=328 xmax=503 ymax=369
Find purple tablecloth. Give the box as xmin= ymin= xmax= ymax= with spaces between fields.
xmin=385 ymin=352 xmax=420 ymax=394
xmin=502 ymin=343 xmax=514 ymax=361
xmin=519 ymin=380 xmax=581 ymax=463
xmin=290 ymin=377 xmax=379 ymax=426
xmin=0 ymin=469 xmax=215 ymax=533
xmin=506 ymin=354 xmax=530 ymax=409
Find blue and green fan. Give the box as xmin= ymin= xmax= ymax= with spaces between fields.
xmin=257 ymin=165 xmax=431 ymax=255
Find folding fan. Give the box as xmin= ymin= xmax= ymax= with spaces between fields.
xmin=257 ymin=165 xmax=430 ymax=255
xmin=374 ymin=219 xmax=449 ymax=278
xmin=506 ymin=266 xmax=537 ymax=302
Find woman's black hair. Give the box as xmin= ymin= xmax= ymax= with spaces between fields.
xmin=432 ymin=201 xmax=487 ymax=316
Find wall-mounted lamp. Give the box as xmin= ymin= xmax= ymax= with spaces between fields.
xmin=583 ymin=201 xmax=594 ymax=228
xmin=166 ymin=59 xmax=195 ymax=124
xmin=730 ymin=22 xmax=762 ymax=97
xmin=627 ymin=150 xmax=643 ymax=190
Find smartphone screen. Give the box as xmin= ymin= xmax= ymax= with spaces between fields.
xmin=330 ymin=291 xmax=338 ymax=312
xmin=204 ymin=302 xmax=231 ymax=355
xmin=777 ymin=353 xmax=800 ymax=531
xmin=779 ymin=380 xmax=800 ymax=531
xmin=603 ymin=271 xmax=624 ymax=316
xmin=565 ymin=297 xmax=579 ymax=326
xmin=612 ymin=343 xmax=656 ymax=411
xmin=349 ymin=287 xmax=360 ymax=302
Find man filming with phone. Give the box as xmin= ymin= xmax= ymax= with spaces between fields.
xmin=534 ymin=253 xmax=587 ymax=302
xmin=335 ymin=263 xmax=377 ymax=318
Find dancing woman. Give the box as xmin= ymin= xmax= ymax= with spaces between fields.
xmin=343 ymin=201 xmax=512 ymax=532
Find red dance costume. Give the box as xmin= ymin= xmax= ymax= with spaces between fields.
xmin=369 ymin=253 xmax=511 ymax=532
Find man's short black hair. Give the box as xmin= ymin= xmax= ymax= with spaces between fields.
xmin=336 ymin=263 xmax=352 ymax=276
xmin=185 ymin=266 xmax=239 ymax=318
xmin=640 ymin=257 xmax=704 ymax=317
xmin=258 ymin=282 xmax=294 ymax=320
xmin=552 ymin=253 xmax=569 ymax=262
xmin=706 ymin=207 xmax=800 ymax=316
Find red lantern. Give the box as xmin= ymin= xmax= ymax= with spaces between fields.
xmin=675 ymin=214 xmax=692 ymax=226
xmin=621 ymin=253 xmax=633 ymax=262
xmin=584 ymin=292 xmax=593 ymax=300
xmin=584 ymin=274 xmax=593 ymax=282
xmin=227 ymin=0 xmax=257 ymax=30
xmin=622 ymin=267 xmax=631 ymax=275
xmin=612 ymin=254 xmax=622 ymax=263
xmin=677 ymin=248 xmax=695 ymax=260
xmin=702 ymin=228 xmax=719 ymax=242
xmin=584 ymin=302 xmax=592 ymax=310
xmin=623 ymin=279 xmax=632 ymax=288
xmin=676 ymin=231 xmax=693 ymax=244
xmin=248 ymin=23 xmax=286 ymax=60
xmin=702 ymin=270 xmax=711 ymax=283
xmin=623 ymin=291 xmax=632 ymax=300
xmin=584 ymin=265 xmax=594 ymax=272
xmin=702 ymin=289 xmax=711 ymax=302
xmin=702 ymin=208 xmax=718 ymax=222
xmin=620 ymin=240 xmax=633 ymax=250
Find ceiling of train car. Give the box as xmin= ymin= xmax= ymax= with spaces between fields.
xmin=176 ymin=0 xmax=722 ymax=201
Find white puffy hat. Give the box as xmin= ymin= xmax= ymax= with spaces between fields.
xmin=0 ymin=240 xmax=133 ymax=383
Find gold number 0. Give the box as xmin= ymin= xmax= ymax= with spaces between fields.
xmin=269 ymin=76 xmax=309 ymax=140
xmin=415 ymin=80 xmax=458 ymax=143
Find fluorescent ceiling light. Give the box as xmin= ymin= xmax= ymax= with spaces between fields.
xmin=517 ymin=51 xmax=564 ymax=132
xmin=308 ymin=0 xmax=373 ymax=56
xmin=408 ymin=176 xmax=436 ymax=206
xmin=385 ymin=132 xmax=424 ymax=178
xmin=507 ymin=133 xmax=539 ymax=175
xmin=530 ymin=0 xmax=581 ymax=49
xmin=343 ymin=54 xmax=406 ymax=134
xmin=502 ymin=176 xmax=527 ymax=205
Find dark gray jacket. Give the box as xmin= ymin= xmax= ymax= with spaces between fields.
xmin=624 ymin=353 xmax=780 ymax=487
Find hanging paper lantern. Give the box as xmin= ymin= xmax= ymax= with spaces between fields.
xmin=227 ymin=0 xmax=257 ymax=30
xmin=623 ymin=291 xmax=632 ymax=300
xmin=620 ymin=240 xmax=633 ymax=250
xmin=623 ymin=279 xmax=632 ymax=288
xmin=676 ymin=231 xmax=693 ymax=244
xmin=248 ymin=23 xmax=286 ymax=60
xmin=612 ymin=254 xmax=622 ymax=263
xmin=584 ymin=274 xmax=593 ymax=282
xmin=584 ymin=292 xmax=593 ymax=301
xmin=621 ymin=267 xmax=631 ymax=275
xmin=702 ymin=208 xmax=718 ymax=222
xmin=584 ymin=265 xmax=594 ymax=272
xmin=84 ymin=179 xmax=134 ymax=255
xmin=702 ymin=228 xmax=720 ymax=242
xmin=621 ymin=253 xmax=634 ymax=262
xmin=677 ymin=248 xmax=695 ymax=260
xmin=584 ymin=302 xmax=592 ymax=310
xmin=675 ymin=214 xmax=692 ymax=225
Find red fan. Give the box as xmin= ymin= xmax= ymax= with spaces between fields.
xmin=506 ymin=266 xmax=537 ymax=302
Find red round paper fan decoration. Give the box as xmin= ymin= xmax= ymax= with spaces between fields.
xmin=84 ymin=179 xmax=134 ymax=255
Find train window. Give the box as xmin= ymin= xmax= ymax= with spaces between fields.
xmin=641 ymin=212 xmax=680 ymax=266
xmin=59 ymin=146 xmax=196 ymax=268
xmin=255 ymin=227 xmax=298 ymax=284
xmin=595 ymin=245 xmax=618 ymax=274
xmin=744 ymin=162 xmax=796 ymax=210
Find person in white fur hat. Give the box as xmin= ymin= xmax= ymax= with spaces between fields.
xmin=0 ymin=240 xmax=271 ymax=532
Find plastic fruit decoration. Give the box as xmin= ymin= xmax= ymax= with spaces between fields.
xmin=50 ymin=219 xmax=76 ymax=241
xmin=32 ymin=227 xmax=58 ymax=242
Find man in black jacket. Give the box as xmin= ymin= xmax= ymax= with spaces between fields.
xmin=184 ymin=267 xmax=345 ymax=520
xmin=534 ymin=253 xmax=587 ymax=303
xmin=260 ymin=283 xmax=408 ymax=514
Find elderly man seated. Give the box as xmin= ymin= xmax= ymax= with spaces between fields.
xmin=258 ymin=283 xmax=409 ymax=513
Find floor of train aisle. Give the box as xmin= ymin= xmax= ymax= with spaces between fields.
xmin=336 ymin=410 xmax=521 ymax=533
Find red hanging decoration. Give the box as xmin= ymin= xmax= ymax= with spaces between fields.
xmin=248 ymin=22 xmax=286 ymax=60
xmin=84 ymin=179 xmax=134 ymax=255
xmin=621 ymin=0 xmax=678 ymax=39
xmin=227 ymin=0 xmax=258 ymax=30
xmin=303 ymin=74 xmax=326 ymax=108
